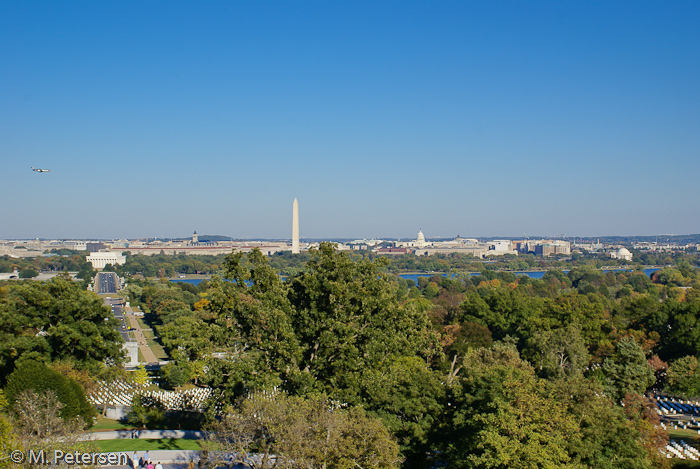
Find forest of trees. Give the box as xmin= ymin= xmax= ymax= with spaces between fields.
xmin=0 ymin=275 xmax=123 ymax=459
xmin=0 ymin=251 xmax=95 ymax=280
xmin=116 ymin=244 xmax=700 ymax=468
xmin=4 ymin=244 xmax=700 ymax=467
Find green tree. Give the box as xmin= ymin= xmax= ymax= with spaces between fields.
xmin=198 ymin=245 xmax=441 ymax=465
xmin=204 ymin=249 xmax=303 ymax=400
xmin=526 ymin=323 xmax=590 ymax=379
xmin=551 ymin=377 xmax=661 ymax=469
xmin=644 ymin=292 xmax=700 ymax=361
xmin=161 ymin=361 xmax=192 ymax=388
xmin=440 ymin=343 xmax=580 ymax=469
xmin=666 ymin=355 xmax=700 ymax=397
xmin=655 ymin=268 xmax=686 ymax=286
xmin=442 ymin=321 xmax=493 ymax=365
xmin=126 ymin=394 xmax=164 ymax=429
xmin=0 ymin=275 xmax=124 ymax=381
xmin=75 ymin=266 xmax=94 ymax=281
xmin=458 ymin=283 xmax=544 ymax=343
xmin=4 ymin=360 xmax=95 ymax=427
xmin=286 ymin=243 xmax=439 ymax=399
xmin=0 ymin=413 xmax=21 ymax=469
xmin=207 ymin=244 xmax=440 ymax=413
xmin=157 ymin=315 xmax=213 ymax=361
xmin=542 ymin=269 xmax=572 ymax=288
xmin=602 ymin=337 xmax=655 ymax=402
xmin=358 ymin=356 xmax=444 ymax=464
xmin=18 ymin=269 xmax=38 ymax=279
xmin=133 ymin=365 xmax=149 ymax=386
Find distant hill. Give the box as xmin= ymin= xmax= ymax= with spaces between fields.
xmin=168 ymin=235 xmax=235 ymax=242
xmin=197 ymin=235 xmax=235 ymax=242
xmin=156 ymin=233 xmax=700 ymax=246
xmin=575 ymin=234 xmax=700 ymax=245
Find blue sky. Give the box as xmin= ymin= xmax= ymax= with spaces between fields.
xmin=1 ymin=1 xmax=698 ymax=240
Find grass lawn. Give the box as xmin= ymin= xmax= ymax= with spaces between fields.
xmin=147 ymin=339 xmax=169 ymax=360
xmin=672 ymin=461 xmax=700 ymax=468
xmin=96 ymin=439 xmax=202 ymax=452
xmin=92 ymin=416 xmax=135 ymax=431
xmin=136 ymin=317 xmax=151 ymax=331
xmin=133 ymin=314 xmax=169 ymax=360
xmin=670 ymin=428 xmax=700 ymax=444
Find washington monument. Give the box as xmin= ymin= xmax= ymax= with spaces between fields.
xmin=292 ymin=198 xmax=300 ymax=254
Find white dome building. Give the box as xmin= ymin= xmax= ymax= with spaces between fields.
xmin=416 ymin=229 xmax=427 ymax=247
xmin=394 ymin=229 xmax=433 ymax=249
xmin=611 ymin=247 xmax=633 ymax=261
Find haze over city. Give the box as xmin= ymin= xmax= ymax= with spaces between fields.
xmin=2 ymin=1 xmax=699 ymax=239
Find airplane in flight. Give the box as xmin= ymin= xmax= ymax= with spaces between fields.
xmin=31 ymin=167 xmax=50 ymax=172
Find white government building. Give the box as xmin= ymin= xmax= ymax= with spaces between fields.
xmin=86 ymin=252 xmax=126 ymax=270
xmin=610 ymin=247 xmax=633 ymax=261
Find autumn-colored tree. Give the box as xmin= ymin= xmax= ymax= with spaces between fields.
xmin=622 ymin=393 xmax=670 ymax=469
xmin=440 ymin=344 xmax=580 ymax=469
xmin=204 ymin=391 xmax=402 ymax=469
xmin=9 ymin=390 xmax=99 ymax=468
xmin=551 ymin=377 xmax=659 ymax=469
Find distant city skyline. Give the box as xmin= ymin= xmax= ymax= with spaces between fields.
xmin=1 ymin=230 xmax=697 ymax=243
xmin=2 ymin=1 xmax=698 ymax=239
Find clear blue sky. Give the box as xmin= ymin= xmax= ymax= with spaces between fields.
xmin=2 ymin=1 xmax=698 ymax=240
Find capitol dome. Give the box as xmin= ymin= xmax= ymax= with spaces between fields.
xmin=416 ymin=229 xmax=426 ymax=247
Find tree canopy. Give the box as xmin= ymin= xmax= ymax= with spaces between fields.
xmin=117 ymin=243 xmax=700 ymax=468
xmin=0 ymin=274 xmax=124 ymax=383
xmin=4 ymin=360 xmax=96 ymax=427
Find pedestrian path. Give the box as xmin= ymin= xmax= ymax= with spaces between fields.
xmin=126 ymin=307 xmax=159 ymax=363
xmin=109 ymin=450 xmax=198 ymax=467
xmin=103 ymin=451 xmax=249 ymax=469
xmin=88 ymin=430 xmax=205 ymax=440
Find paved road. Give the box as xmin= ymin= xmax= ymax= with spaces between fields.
xmin=102 ymin=297 xmax=131 ymax=342
xmin=97 ymin=272 xmax=119 ymax=294
xmin=113 ymin=304 xmax=131 ymax=342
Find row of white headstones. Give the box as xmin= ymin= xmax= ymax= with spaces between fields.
xmin=88 ymin=379 xmax=212 ymax=411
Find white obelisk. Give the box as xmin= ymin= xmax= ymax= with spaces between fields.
xmin=292 ymin=198 xmax=300 ymax=254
